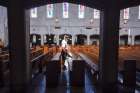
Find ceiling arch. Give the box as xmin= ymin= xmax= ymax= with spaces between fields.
xmin=25 ymin=0 xmax=105 ymax=10
xmin=119 ymin=0 xmax=140 ymax=9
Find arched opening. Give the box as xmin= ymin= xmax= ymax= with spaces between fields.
xmin=75 ymin=34 xmax=87 ymax=45
xmin=120 ymin=35 xmax=128 ymax=46
xmin=0 ymin=5 xmax=9 ymax=88
xmin=135 ymin=35 xmax=140 ymax=45
xmin=0 ymin=6 xmax=8 ymax=50
xmin=2 ymin=1 xmax=140 ymax=92
xmin=28 ymin=3 xmax=100 ymax=90
xmin=28 ymin=3 xmax=101 ymax=86
xmin=30 ymin=34 xmax=41 ymax=46
xmin=59 ymin=34 xmax=72 ymax=45
xmin=44 ymin=34 xmax=56 ymax=45
xmin=29 ymin=4 xmax=101 ymax=89
xmin=90 ymin=34 xmax=99 ymax=46
xmin=118 ymin=7 xmax=140 ymax=89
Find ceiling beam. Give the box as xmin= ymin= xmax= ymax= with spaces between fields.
xmin=120 ymin=0 xmax=140 ymax=9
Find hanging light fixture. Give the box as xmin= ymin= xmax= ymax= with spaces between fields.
xmin=123 ymin=19 xmax=128 ymax=24
xmin=90 ymin=19 xmax=94 ymax=24
xmin=54 ymin=17 xmax=61 ymax=29
xmin=55 ymin=17 xmax=59 ymax=23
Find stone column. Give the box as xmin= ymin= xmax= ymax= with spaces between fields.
xmin=8 ymin=0 xmax=31 ymax=92
xmin=99 ymin=7 xmax=120 ymax=93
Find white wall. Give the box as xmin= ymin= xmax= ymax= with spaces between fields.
xmin=0 ymin=4 xmax=140 ymax=46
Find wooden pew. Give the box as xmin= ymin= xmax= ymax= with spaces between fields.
xmin=31 ymin=46 xmax=58 ymax=77
xmin=0 ymin=45 xmax=58 ymax=87
xmin=70 ymin=60 xmax=85 ymax=86
xmin=78 ymin=53 xmax=99 ymax=85
xmin=0 ymin=53 xmax=9 ymax=87
xmin=45 ymin=53 xmax=61 ymax=87
xmin=71 ymin=45 xmax=140 ymax=87
xmin=72 ymin=45 xmax=140 ymax=71
xmin=30 ymin=47 xmax=45 ymax=76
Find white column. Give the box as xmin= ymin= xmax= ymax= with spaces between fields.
xmin=3 ymin=18 xmax=8 ymax=47
xmin=72 ymin=35 xmax=75 ymax=45
xmin=131 ymin=35 xmax=135 ymax=46
xmin=128 ymin=29 xmax=131 ymax=45
xmin=56 ymin=35 xmax=59 ymax=45
xmin=87 ymin=35 xmax=90 ymax=45
xmin=4 ymin=26 xmax=8 ymax=47
xmin=41 ymin=34 xmax=44 ymax=46
xmin=75 ymin=36 xmax=77 ymax=44
xmin=128 ymin=36 xmax=131 ymax=45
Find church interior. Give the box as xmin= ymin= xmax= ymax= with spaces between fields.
xmin=0 ymin=0 xmax=140 ymax=93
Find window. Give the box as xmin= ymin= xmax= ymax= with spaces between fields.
xmin=47 ymin=4 xmax=53 ymax=18
xmin=30 ymin=8 xmax=37 ymax=18
xmin=63 ymin=3 xmax=69 ymax=18
xmin=123 ymin=8 xmax=129 ymax=19
xmin=93 ymin=9 xmax=100 ymax=19
xmin=138 ymin=6 xmax=140 ymax=19
xmin=78 ymin=5 xmax=85 ymax=18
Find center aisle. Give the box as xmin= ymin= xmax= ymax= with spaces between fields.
xmin=28 ymin=52 xmax=97 ymax=93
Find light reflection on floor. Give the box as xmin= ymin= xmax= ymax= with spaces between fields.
xmin=29 ymin=56 xmax=140 ymax=93
xmin=30 ymin=67 xmax=96 ymax=93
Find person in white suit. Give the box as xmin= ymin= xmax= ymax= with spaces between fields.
xmin=60 ymin=35 xmax=72 ymax=70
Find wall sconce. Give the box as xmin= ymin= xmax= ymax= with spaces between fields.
xmin=90 ymin=19 xmax=94 ymax=24
xmin=123 ymin=19 xmax=128 ymax=24
xmin=55 ymin=17 xmax=59 ymax=23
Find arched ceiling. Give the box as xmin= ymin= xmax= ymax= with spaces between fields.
xmin=0 ymin=0 xmax=140 ymax=10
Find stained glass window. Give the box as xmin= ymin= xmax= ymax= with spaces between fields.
xmin=47 ymin=4 xmax=53 ymax=18
xmin=123 ymin=8 xmax=129 ymax=19
xmin=30 ymin=8 xmax=37 ymax=18
xmin=63 ymin=3 xmax=69 ymax=18
xmin=93 ymin=9 xmax=100 ymax=19
xmin=78 ymin=5 xmax=85 ymax=18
